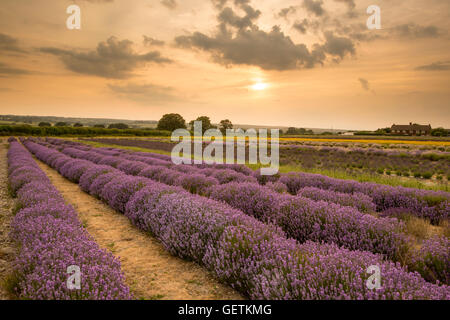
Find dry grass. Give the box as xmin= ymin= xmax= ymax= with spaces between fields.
xmin=438 ymin=219 xmax=450 ymax=238
xmin=404 ymin=216 xmax=441 ymax=241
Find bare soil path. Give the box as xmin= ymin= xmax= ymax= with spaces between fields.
xmin=0 ymin=141 xmax=15 ymax=300
xmin=34 ymin=157 xmax=244 ymax=300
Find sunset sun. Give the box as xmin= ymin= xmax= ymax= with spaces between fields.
xmin=251 ymin=82 xmax=268 ymax=91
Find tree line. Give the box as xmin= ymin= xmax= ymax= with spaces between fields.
xmin=157 ymin=114 xmax=233 ymax=134
xmin=0 ymin=124 xmax=170 ymax=137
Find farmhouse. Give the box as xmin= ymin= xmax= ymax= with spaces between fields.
xmin=391 ymin=123 xmax=431 ymax=136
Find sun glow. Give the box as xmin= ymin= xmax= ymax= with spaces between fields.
xmin=251 ymin=82 xmax=268 ymax=91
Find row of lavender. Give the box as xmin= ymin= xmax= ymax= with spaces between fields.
xmin=40 ymin=138 xmax=378 ymax=212
xmin=21 ymin=138 xmax=450 ymax=299
xmin=6 ymin=138 xmax=132 ymax=300
xmin=26 ymin=139 xmax=449 ymax=285
xmin=62 ymin=144 xmax=376 ymax=213
xmin=44 ymin=137 xmax=449 ymax=223
xmin=35 ymin=138 xmax=407 ymax=260
xmin=279 ymin=173 xmax=449 ymax=224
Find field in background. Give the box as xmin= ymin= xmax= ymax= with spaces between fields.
xmin=77 ymin=137 xmax=450 ymax=192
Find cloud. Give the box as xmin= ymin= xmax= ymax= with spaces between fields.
xmin=218 ymin=5 xmax=261 ymax=30
xmin=143 ymin=36 xmax=165 ymax=46
xmin=176 ymin=25 xmax=326 ymax=71
xmin=321 ymin=31 xmax=355 ymax=59
xmin=40 ymin=36 xmax=172 ymax=79
xmin=415 ymin=61 xmax=450 ymax=71
xmin=0 ymin=62 xmax=31 ymax=77
xmin=175 ymin=2 xmax=357 ymax=71
xmin=358 ymin=78 xmax=369 ymax=91
xmin=278 ymin=6 xmax=297 ymax=19
xmin=0 ymin=33 xmax=26 ymax=53
xmin=211 ymin=0 xmax=228 ymax=10
xmin=333 ymin=0 xmax=357 ymax=17
xmin=302 ymin=0 xmax=325 ymax=17
xmin=334 ymin=0 xmax=355 ymax=10
xmin=334 ymin=23 xmax=383 ymax=42
xmin=108 ymin=82 xmax=181 ymax=104
xmin=161 ymin=0 xmax=177 ymax=10
xmin=293 ymin=19 xmax=309 ymax=34
xmin=393 ymin=24 xmax=440 ymax=39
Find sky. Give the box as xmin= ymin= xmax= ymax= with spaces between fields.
xmin=0 ymin=0 xmax=449 ymax=130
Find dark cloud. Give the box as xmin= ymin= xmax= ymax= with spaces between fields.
xmin=175 ymin=3 xmax=356 ymax=71
xmin=334 ymin=0 xmax=357 ymax=18
xmin=393 ymin=24 xmax=440 ymax=39
xmin=143 ymin=36 xmax=165 ymax=46
xmin=108 ymin=82 xmax=181 ymax=104
xmin=218 ymin=5 xmax=261 ymax=30
xmin=302 ymin=0 xmax=325 ymax=17
xmin=293 ymin=19 xmax=309 ymax=34
xmin=278 ymin=6 xmax=297 ymax=19
xmin=321 ymin=31 xmax=355 ymax=59
xmin=334 ymin=0 xmax=355 ymax=10
xmin=415 ymin=61 xmax=450 ymax=71
xmin=0 ymin=62 xmax=31 ymax=77
xmin=40 ymin=36 xmax=172 ymax=79
xmin=211 ymin=0 xmax=228 ymax=10
xmin=176 ymin=25 xmax=327 ymax=71
xmin=0 ymin=33 xmax=26 ymax=53
xmin=211 ymin=0 xmax=256 ymax=10
xmin=161 ymin=0 xmax=177 ymax=10
xmin=358 ymin=78 xmax=369 ymax=91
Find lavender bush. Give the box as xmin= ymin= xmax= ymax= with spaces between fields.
xmin=279 ymin=172 xmax=449 ymax=223
xmin=7 ymin=139 xmax=132 ymax=300
xmin=410 ymin=236 xmax=449 ymax=285
xmin=297 ymin=186 xmax=376 ymax=213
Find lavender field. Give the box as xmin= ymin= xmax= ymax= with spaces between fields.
xmin=2 ymin=136 xmax=449 ymax=300
xmin=83 ymin=137 xmax=450 ymax=185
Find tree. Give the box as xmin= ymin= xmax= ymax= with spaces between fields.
xmin=73 ymin=123 xmax=84 ymax=127
xmin=94 ymin=124 xmax=106 ymax=128
xmin=157 ymin=113 xmax=187 ymax=132
xmin=55 ymin=122 xmax=68 ymax=127
xmin=38 ymin=122 xmax=52 ymax=127
xmin=431 ymin=127 xmax=449 ymax=137
xmin=108 ymin=123 xmax=129 ymax=129
xmin=189 ymin=116 xmax=216 ymax=134
xmin=375 ymin=127 xmax=391 ymax=135
xmin=219 ymin=119 xmax=233 ymax=134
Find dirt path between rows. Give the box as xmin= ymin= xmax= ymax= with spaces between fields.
xmin=0 ymin=141 xmax=15 ymax=300
xmin=34 ymin=157 xmax=244 ymax=300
